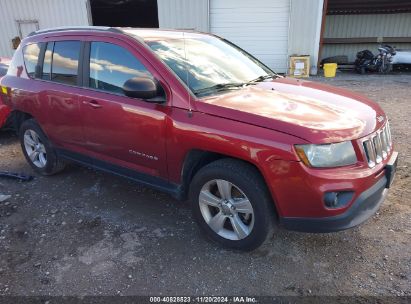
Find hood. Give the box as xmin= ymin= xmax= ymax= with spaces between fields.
xmin=197 ymin=77 xmax=386 ymax=143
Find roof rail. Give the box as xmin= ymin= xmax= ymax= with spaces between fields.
xmin=28 ymin=26 xmax=123 ymax=37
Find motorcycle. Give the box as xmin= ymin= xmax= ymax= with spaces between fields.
xmin=355 ymin=45 xmax=396 ymax=74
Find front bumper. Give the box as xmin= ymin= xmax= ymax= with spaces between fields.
xmin=280 ymin=151 xmax=398 ymax=233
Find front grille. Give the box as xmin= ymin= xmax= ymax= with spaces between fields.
xmin=362 ymin=122 xmax=392 ymax=168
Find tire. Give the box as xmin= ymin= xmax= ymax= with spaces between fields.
xmin=19 ymin=119 xmax=65 ymax=175
xmin=379 ymin=63 xmax=392 ymax=74
xmin=354 ymin=63 xmax=366 ymax=75
xmin=189 ymin=158 xmax=276 ymax=251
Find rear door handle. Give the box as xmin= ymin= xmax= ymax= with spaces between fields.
xmin=83 ymin=100 xmax=102 ymax=109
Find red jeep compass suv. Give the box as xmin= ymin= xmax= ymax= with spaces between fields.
xmin=0 ymin=27 xmax=398 ymax=250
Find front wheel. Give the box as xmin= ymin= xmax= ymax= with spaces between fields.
xmin=189 ymin=159 xmax=276 ymax=251
xmin=354 ymin=64 xmax=366 ymax=74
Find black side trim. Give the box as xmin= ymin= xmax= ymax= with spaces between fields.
xmin=82 ymin=42 xmax=91 ymax=88
xmin=280 ymin=176 xmax=388 ymax=233
xmin=78 ymin=41 xmax=86 ymax=87
xmin=36 ymin=42 xmax=47 ymax=79
xmin=57 ymin=149 xmax=184 ymax=200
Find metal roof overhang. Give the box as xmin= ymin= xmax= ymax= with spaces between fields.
xmin=327 ymin=0 xmax=411 ymax=15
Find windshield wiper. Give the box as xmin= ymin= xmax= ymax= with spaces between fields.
xmin=247 ymin=73 xmax=276 ymax=84
xmin=193 ymin=74 xmax=278 ymax=96
xmin=193 ymin=82 xmax=245 ymax=96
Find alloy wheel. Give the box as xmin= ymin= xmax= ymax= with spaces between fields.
xmin=199 ymin=179 xmax=254 ymax=241
xmin=23 ymin=129 xmax=47 ymax=168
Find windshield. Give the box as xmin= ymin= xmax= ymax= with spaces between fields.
xmin=144 ymin=35 xmax=275 ymax=96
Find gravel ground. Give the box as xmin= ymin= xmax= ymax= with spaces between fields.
xmin=0 ymin=72 xmax=410 ymax=298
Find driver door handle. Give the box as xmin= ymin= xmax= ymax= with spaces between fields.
xmin=83 ymin=100 xmax=102 ymax=109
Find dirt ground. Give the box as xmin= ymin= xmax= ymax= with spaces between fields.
xmin=0 ymin=72 xmax=410 ymax=298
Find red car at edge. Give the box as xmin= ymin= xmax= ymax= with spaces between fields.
xmin=0 ymin=27 xmax=398 ymax=250
xmin=0 ymin=57 xmax=11 ymax=129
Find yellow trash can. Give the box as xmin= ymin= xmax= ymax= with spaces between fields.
xmin=323 ymin=63 xmax=337 ymax=78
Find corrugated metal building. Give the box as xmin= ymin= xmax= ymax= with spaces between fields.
xmin=157 ymin=0 xmax=324 ymax=74
xmin=0 ymin=0 xmax=90 ymax=57
xmin=322 ymin=13 xmax=411 ymax=62
xmin=321 ymin=0 xmax=411 ymax=63
xmin=288 ymin=0 xmax=324 ymax=74
xmin=0 ymin=0 xmax=324 ymax=74
xmin=1 ymin=0 xmax=410 ymax=74
xmin=157 ymin=0 xmax=209 ymax=32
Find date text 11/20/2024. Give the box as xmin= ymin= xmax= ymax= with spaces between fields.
xmin=149 ymin=296 xmax=257 ymax=303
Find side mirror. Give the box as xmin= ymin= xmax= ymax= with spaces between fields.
xmin=122 ymin=77 xmax=162 ymax=101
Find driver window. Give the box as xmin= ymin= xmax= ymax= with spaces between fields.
xmin=89 ymin=42 xmax=154 ymax=96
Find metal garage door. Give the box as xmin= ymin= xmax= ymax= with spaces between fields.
xmin=210 ymin=0 xmax=290 ymax=73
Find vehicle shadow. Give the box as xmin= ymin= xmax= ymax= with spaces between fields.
xmin=0 ymin=130 xmax=18 ymax=143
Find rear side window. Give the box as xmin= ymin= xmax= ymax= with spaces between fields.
xmin=89 ymin=42 xmax=152 ymax=95
xmin=51 ymin=41 xmax=81 ymax=86
xmin=23 ymin=43 xmax=42 ymax=78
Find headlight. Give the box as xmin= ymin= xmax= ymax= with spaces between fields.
xmin=295 ymin=141 xmax=357 ymax=168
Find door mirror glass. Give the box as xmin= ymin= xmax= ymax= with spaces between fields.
xmin=122 ymin=77 xmax=160 ymax=100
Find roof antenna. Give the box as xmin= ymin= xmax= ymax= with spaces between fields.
xmin=183 ymin=31 xmax=193 ymax=118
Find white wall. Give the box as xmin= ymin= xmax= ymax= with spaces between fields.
xmin=288 ymin=0 xmax=324 ymax=74
xmin=157 ymin=0 xmax=209 ymax=32
xmin=210 ymin=0 xmax=290 ymax=73
xmin=158 ymin=0 xmax=324 ymax=74
xmin=0 ymin=0 xmax=90 ymax=57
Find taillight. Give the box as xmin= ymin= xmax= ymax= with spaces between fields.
xmin=0 ymin=86 xmax=10 ymax=105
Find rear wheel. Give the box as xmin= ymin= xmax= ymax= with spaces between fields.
xmin=189 ymin=159 xmax=276 ymax=251
xmin=379 ymin=62 xmax=392 ymax=74
xmin=19 ymin=119 xmax=65 ymax=175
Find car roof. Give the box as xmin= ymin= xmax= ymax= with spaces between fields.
xmin=27 ymin=26 xmax=211 ymax=41
xmin=27 ymin=26 xmax=121 ymax=36
xmin=121 ymin=28 xmax=211 ymax=40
